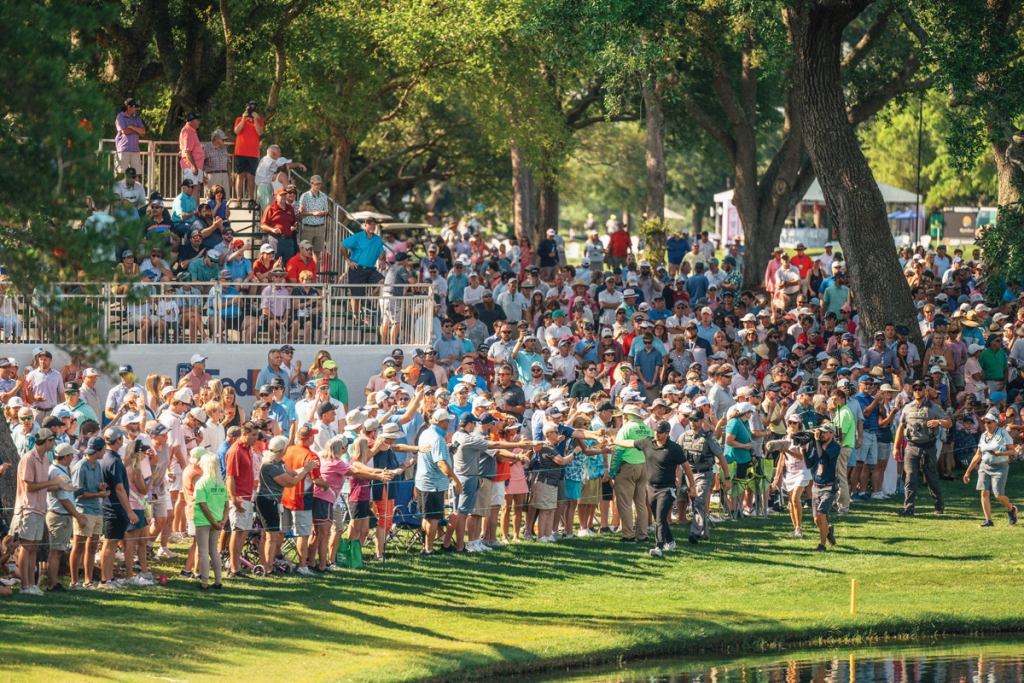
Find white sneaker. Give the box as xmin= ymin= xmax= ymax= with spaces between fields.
xmin=465 ymin=541 xmax=485 ymax=552
xmin=327 ymin=564 xmax=344 ymax=572
xmin=114 ymin=550 xmax=125 ymax=562
xmin=127 ymin=575 xmax=155 ymax=587
xmin=155 ymin=547 xmax=178 ymax=559
xmin=113 ymin=578 xmax=128 ymax=588
xmin=649 ymin=547 xmax=663 ymax=557
xmin=792 ymin=528 xmax=804 ymax=539
xmin=20 ymin=585 xmax=44 ymax=596
xmin=647 ymin=524 xmax=656 ymax=533
xmin=871 ymin=492 xmax=886 ymax=500
xmin=576 ymin=529 xmax=591 ymax=538
xmin=99 ymin=580 xmax=123 ymax=590
xmin=664 ymin=541 xmax=676 ymax=552
xmin=296 ymin=566 xmax=316 ymax=577
xmin=538 ymin=535 xmax=554 ymax=543
xmin=70 ymin=582 xmax=86 ymax=590
xmin=709 ymin=514 xmax=724 ymax=523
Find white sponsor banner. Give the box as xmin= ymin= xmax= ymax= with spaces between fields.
xmin=6 ymin=344 xmax=416 ymax=412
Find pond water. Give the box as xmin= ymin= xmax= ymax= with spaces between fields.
xmin=524 ymin=640 xmax=1024 ymax=683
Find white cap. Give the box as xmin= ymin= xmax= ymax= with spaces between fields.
xmin=190 ymin=353 xmax=207 ymax=365
xmin=786 ymin=413 xmax=804 ymax=423
xmin=119 ymin=412 xmax=143 ymax=425
xmin=260 ymin=244 xmax=275 ymax=254
xmin=546 ymin=228 xmax=555 ymax=236
xmin=581 ymin=257 xmax=590 ymax=266
xmin=472 ymin=396 xmax=493 ymax=409
xmin=929 ymin=365 xmax=942 ymax=374
xmin=577 ymin=402 xmax=595 ymax=413
xmin=268 ymin=435 xmax=289 ymax=453
xmin=694 ymin=396 xmax=711 ymax=407
xmin=173 ymin=388 xmax=193 ymax=403
xmin=431 ymin=409 xmax=455 ymax=424
xmin=824 ymin=241 xmax=834 ymax=248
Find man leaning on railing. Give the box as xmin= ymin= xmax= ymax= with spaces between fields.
xmin=338 ymin=216 xmax=384 ymax=324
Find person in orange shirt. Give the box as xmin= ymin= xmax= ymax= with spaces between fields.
xmin=281 ymin=425 xmax=325 ymax=575
xmin=790 ymin=242 xmax=814 ymax=279
xmin=286 ymin=240 xmax=318 ymax=283
xmin=233 ymin=101 xmax=264 ymax=201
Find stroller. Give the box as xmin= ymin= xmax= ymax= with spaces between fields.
xmin=223 ymin=517 xmax=295 ymax=576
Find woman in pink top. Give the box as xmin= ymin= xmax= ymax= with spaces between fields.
xmin=314 ymin=436 xmax=352 ymax=571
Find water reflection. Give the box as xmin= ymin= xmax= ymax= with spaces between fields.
xmin=575 ymin=651 xmax=1024 ymax=683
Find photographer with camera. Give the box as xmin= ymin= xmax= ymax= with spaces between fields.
xmin=233 ymin=101 xmax=264 ymax=202
xmin=805 ymin=422 xmax=841 ymax=551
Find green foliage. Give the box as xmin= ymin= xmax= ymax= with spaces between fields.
xmin=560 ymin=122 xmax=648 ymax=225
xmin=0 ymin=0 xmax=129 ymax=367
xmin=638 ymin=217 xmax=667 ymax=263
xmin=859 ymin=90 xmax=997 ymax=209
xmin=976 ymin=202 xmax=1024 ymax=286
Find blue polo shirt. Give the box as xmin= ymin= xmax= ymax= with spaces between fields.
xmin=99 ymin=449 xmax=129 ymax=520
xmin=342 ymin=230 xmax=385 ymax=268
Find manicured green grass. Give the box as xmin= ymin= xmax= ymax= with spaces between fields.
xmin=3 ymin=475 xmax=1024 ymax=683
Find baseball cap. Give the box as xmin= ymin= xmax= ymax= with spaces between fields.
xmin=85 ymin=436 xmax=106 ymax=454
xmin=459 ymin=412 xmax=479 ymax=425
xmin=147 ymin=423 xmax=170 ymax=436
xmin=103 ymin=426 xmax=125 ymax=442
xmin=190 ymin=353 xmax=207 ymax=365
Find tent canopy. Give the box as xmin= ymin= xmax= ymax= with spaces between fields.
xmin=715 ymin=179 xmax=919 ymax=205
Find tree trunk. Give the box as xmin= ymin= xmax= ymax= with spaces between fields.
xmin=643 ymin=78 xmax=666 ymax=222
xmin=331 ymin=135 xmax=351 ymax=207
xmin=537 ymin=178 xmax=559 ymax=238
xmin=992 ymin=139 xmax=1024 ymax=205
xmin=690 ymin=202 xmax=706 ymax=234
xmin=511 ymin=143 xmax=537 ymax=245
xmin=788 ymin=0 xmax=921 ymax=345
xmin=220 ymin=0 xmax=236 ymax=92
xmin=1 ymin=413 xmax=17 ymax=528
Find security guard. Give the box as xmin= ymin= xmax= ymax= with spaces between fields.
xmin=894 ymin=380 xmax=952 ymax=516
xmin=677 ymin=404 xmax=729 ymax=544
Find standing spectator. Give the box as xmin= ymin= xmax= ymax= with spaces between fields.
xmin=179 ymin=112 xmax=205 ymax=192
xmin=202 ymin=129 xmax=231 ymax=200
xmin=12 ymin=428 xmax=62 ymax=595
xmin=114 ymin=98 xmax=146 ymax=175
xmin=233 ymin=101 xmax=264 ymax=201
xmin=260 ymin=188 xmax=299 ymax=263
xmin=538 ymin=229 xmax=559 ymax=282
xmin=26 ymin=349 xmax=64 ymax=418
xmin=193 ymin=452 xmax=228 ymax=590
xmin=340 ymin=217 xmax=385 ymax=318
xmin=297 ymin=176 xmax=329 ymax=252
xmin=255 ymin=145 xmax=306 ymax=210
xmin=607 ymin=224 xmax=632 ymax=272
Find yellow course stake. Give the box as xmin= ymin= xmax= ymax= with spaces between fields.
xmin=851 ymin=578 xmax=857 ymax=614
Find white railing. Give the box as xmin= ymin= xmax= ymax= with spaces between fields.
xmin=1 ymin=282 xmax=432 ymax=347
xmin=287 ymin=169 xmax=356 ymax=281
xmin=98 ymin=139 xmax=241 ymax=203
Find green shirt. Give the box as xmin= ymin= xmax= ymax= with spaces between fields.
xmin=613 ymin=419 xmax=654 ymax=473
xmin=979 ymin=348 xmax=1007 ymax=381
xmin=822 ymin=285 xmax=850 ymax=318
xmin=329 ymin=377 xmax=349 ymax=405
xmin=834 ymin=404 xmax=856 ymax=449
xmin=193 ymin=476 xmax=228 ymax=527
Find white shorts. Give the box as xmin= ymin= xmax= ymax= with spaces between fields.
xmin=229 ymin=500 xmax=254 ymax=531
xmin=167 ymin=461 xmax=183 ymax=492
xmin=491 ymin=481 xmax=506 ymax=507
xmin=127 ymin=312 xmax=150 ymax=327
xmin=182 ymin=167 xmax=204 ymax=184
xmin=151 ymin=492 xmax=172 ymax=518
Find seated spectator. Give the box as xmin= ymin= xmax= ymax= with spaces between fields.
xmin=175 ymin=230 xmax=208 ymax=276
xmin=140 ymin=247 xmax=174 ymax=283
xmin=113 ymin=167 xmax=148 ymax=209
xmin=207 ymin=269 xmax=256 ymax=343
xmin=151 ymin=295 xmax=181 ymax=342
xmin=188 ymin=248 xmax=221 ymax=284
xmin=220 ymin=237 xmax=254 ymax=284
xmin=189 ymin=203 xmax=226 ymax=250
xmin=291 ymin=271 xmax=321 ymax=344
xmin=251 ymin=244 xmax=280 ymax=290
xmin=171 ymin=179 xmax=198 ymax=232
xmin=286 ymin=240 xmax=318 ymax=283
xmin=260 ymin=268 xmax=291 ymax=343
xmin=207 ymin=184 xmax=230 ymax=224
xmin=114 ymin=250 xmax=141 ymax=295
xmin=173 ymin=272 xmax=205 ymax=343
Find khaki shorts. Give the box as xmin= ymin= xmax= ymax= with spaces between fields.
xmin=490 ymin=481 xmax=506 ymax=507
xmin=300 ymin=225 xmax=327 ymax=253
xmin=229 ymin=500 xmax=254 ymax=531
xmin=11 ymin=511 xmax=45 ymax=542
xmin=580 ymin=478 xmax=602 ymax=505
xmin=281 ymin=507 xmax=313 ymax=537
xmin=114 ymin=151 xmax=143 ymax=174
xmin=46 ymin=512 xmax=74 ymax=548
xmin=74 ymin=513 xmax=103 ymax=538
xmin=332 ymin=502 xmax=349 ymax=532
xmin=473 ymin=478 xmax=495 ymax=517
xmin=532 ymin=480 xmax=558 ymax=510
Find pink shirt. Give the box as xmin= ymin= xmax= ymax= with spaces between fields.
xmin=16 ymin=448 xmax=50 ymax=516
xmin=179 ymin=125 xmax=205 ymax=170
xmin=314 ymin=458 xmax=351 ymax=504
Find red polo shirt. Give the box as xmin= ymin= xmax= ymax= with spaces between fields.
xmin=262 ymin=202 xmax=297 ymax=238
xmin=286 ymin=254 xmax=317 ymax=283
xmin=609 ymin=231 xmax=631 ymax=258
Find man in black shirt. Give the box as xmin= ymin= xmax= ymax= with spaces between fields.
xmin=491 ymin=363 xmax=525 ymax=417
xmin=615 ymin=420 xmax=695 ymax=557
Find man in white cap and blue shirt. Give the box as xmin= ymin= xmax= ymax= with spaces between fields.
xmin=105 ymin=364 xmax=147 ymax=423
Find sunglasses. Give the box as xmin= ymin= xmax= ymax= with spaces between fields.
xmin=20 ymin=416 xmax=33 ymax=421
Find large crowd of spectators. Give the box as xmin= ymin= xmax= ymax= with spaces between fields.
xmin=4 ymin=215 xmax=1022 ymax=597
